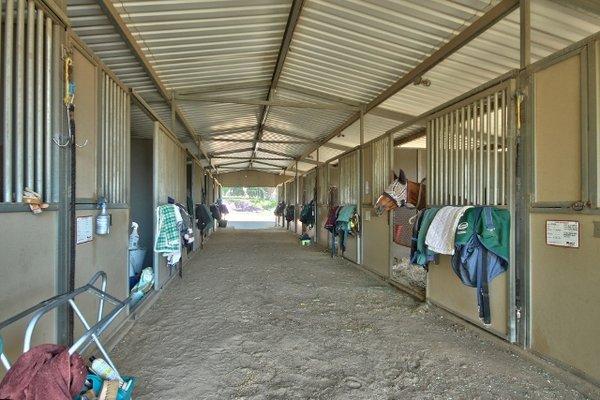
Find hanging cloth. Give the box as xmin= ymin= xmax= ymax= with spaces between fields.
xmin=299 ymin=200 xmax=316 ymax=228
xmin=425 ymin=206 xmax=473 ymax=255
xmin=0 ymin=344 xmax=87 ymax=400
xmin=335 ymin=205 xmax=357 ymax=253
xmin=410 ymin=207 xmax=440 ymax=267
xmin=154 ymin=204 xmax=182 ymax=267
xmin=451 ymin=207 xmax=510 ymax=324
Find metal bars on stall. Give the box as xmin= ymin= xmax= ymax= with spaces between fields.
xmin=2 ymin=0 xmax=58 ymax=203
xmin=372 ymin=135 xmax=391 ymax=204
xmin=339 ymin=151 xmax=359 ymax=205
xmin=100 ymin=72 xmax=130 ymax=204
xmin=427 ymin=83 xmax=511 ymax=207
xmin=317 ymin=165 xmax=328 ymax=205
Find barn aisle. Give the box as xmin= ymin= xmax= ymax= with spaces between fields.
xmin=112 ymin=229 xmax=586 ymax=399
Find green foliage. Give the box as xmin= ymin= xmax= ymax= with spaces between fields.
xmin=222 ymin=186 xmax=277 ymax=211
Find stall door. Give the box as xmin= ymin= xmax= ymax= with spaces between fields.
xmin=527 ymin=44 xmax=600 ymax=382
xmin=153 ymin=122 xmax=186 ymax=289
xmin=426 ymin=79 xmax=517 ymax=340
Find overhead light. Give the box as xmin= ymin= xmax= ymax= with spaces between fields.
xmin=413 ymin=77 xmax=431 ymax=87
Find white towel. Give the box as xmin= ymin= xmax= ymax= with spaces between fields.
xmin=425 ymin=206 xmax=473 ymax=255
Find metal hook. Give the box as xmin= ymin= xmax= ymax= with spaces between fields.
xmin=53 ymin=136 xmax=71 ymax=147
xmin=75 ymin=139 xmax=89 ymax=148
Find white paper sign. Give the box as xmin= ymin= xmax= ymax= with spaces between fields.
xmin=76 ymin=216 xmax=94 ymax=244
xmin=546 ymin=220 xmax=579 ymax=248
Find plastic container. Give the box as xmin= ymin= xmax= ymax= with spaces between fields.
xmin=76 ymin=374 xmax=137 ymax=400
xmin=96 ymin=198 xmax=110 ymax=235
xmin=128 ymin=248 xmax=147 ymax=276
xmin=90 ymin=358 xmax=121 ymax=382
xmin=129 ymin=222 xmax=139 ymax=249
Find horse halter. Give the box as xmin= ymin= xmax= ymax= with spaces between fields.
xmin=375 ymin=169 xmax=408 ymax=216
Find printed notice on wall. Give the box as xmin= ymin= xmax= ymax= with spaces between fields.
xmin=546 ymin=220 xmax=579 ymax=248
xmin=76 ymin=216 xmax=94 ymax=245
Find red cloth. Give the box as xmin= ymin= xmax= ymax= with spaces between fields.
xmin=0 ymin=344 xmax=87 ymax=400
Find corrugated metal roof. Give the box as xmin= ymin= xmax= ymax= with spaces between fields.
xmin=379 ymin=0 xmax=600 ymax=119
xmin=69 ymin=0 xmax=600 ymax=174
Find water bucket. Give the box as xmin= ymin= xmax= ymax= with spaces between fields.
xmin=128 ymin=249 xmax=147 ymax=276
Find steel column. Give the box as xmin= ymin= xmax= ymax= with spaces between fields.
xmin=3 ymin=0 xmax=14 ymax=202
xmin=44 ymin=16 xmax=52 ymax=201
xmin=25 ymin=0 xmax=35 ymax=189
xmin=15 ymin=0 xmax=26 ymax=201
xmin=35 ymin=8 xmax=44 ymax=195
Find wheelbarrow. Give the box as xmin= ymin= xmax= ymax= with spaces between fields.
xmin=0 ymin=271 xmax=136 ymax=399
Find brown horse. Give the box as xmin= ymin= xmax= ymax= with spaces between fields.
xmin=375 ymin=170 xmax=426 ymax=215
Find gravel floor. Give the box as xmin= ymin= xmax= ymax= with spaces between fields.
xmin=113 ymin=228 xmax=590 ymax=399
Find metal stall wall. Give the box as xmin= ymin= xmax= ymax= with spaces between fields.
xmin=2 ymin=0 xmax=59 ymax=203
xmin=0 ymin=0 xmax=64 ymax=370
xmin=303 ymin=169 xmax=316 ymax=239
xmin=338 ymin=151 xmax=359 ymax=262
xmin=526 ymin=40 xmax=600 ymax=382
xmin=362 ymin=136 xmax=391 ymax=278
xmin=153 ymin=122 xmax=186 ymax=288
xmin=295 ymin=175 xmax=303 ymax=234
xmin=191 ymin=159 xmax=204 ymax=250
xmin=72 ymin=45 xmax=131 ymax=340
xmin=316 ymin=165 xmax=329 ymax=245
xmin=99 ymin=72 xmax=130 ymax=205
xmin=426 ymin=80 xmax=515 ymax=339
xmin=289 ymin=179 xmax=296 ymax=231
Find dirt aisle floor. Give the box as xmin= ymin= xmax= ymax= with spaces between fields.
xmin=113 ymin=229 xmax=591 ymax=399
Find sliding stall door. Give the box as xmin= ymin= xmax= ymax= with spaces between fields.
xmin=153 ymin=122 xmax=186 ymax=289
xmin=426 ymin=80 xmax=516 ymax=339
xmin=527 ymin=44 xmax=600 ymax=382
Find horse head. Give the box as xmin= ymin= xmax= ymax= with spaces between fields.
xmin=374 ymin=169 xmax=407 ymax=215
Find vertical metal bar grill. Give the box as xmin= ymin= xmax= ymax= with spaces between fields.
xmin=426 ymin=85 xmax=510 ymax=207
xmin=100 ymin=73 xmax=129 ymax=204
xmin=372 ymin=135 xmax=390 ymax=204
xmin=2 ymin=0 xmax=57 ymax=203
xmin=339 ymin=151 xmax=359 ymax=205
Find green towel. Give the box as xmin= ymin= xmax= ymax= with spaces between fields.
xmin=154 ymin=204 xmax=181 ymax=253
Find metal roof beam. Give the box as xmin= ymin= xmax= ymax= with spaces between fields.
xmin=276 ymin=82 xmax=362 ymax=106
xmin=213 ymin=156 xmax=292 ymax=161
xmin=210 ymin=147 xmax=254 ymax=156
xmin=175 ymin=80 xmax=271 ymax=95
xmin=203 ymin=138 xmax=311 ymax=145
xmin=264 ymin=126 xmax=315 ymax=141
xmin=259 ymin=148 xmax=297 ymax=158
xmin=252 ymin=0 xmax=306 ymax=164
xmin=174 ymin=95 xmax=356 ymax=110
xmin=97 ymin=0 xmax=212 ymax=166
xmin=299 ymin=158 xmax=323 ymax=166
xmin=393 ymin=129 xmax=427 ymax=146
xmin=321 ymin=142 xmax=353 ymax=152
xmin=369 ymin=108 xmax=416 ymax=122
xmin=253 ymin=160 xmax=288 ymax=169
xmin=198 ymin=125 xmax=258 ymax=139
xmin=213 ymin=160 xmax=251 ymax=167
xmin=293 ymin=0 xmax=519 ymax=169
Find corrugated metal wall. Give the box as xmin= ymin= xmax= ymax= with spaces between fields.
xmin=154 ymin=123 xmax=186 ymax=205
xmin=2 ymin=0 xmax=60 ymax=203
xmin=100 ymin=72 xmax=130 ymax=204
xmin=339 ymin=151 xmax=359 ymax=205
xmin=304 ymin=169 xmax=316 ymax=203
xmin=317 ymin=165 xmax=328 ymax=205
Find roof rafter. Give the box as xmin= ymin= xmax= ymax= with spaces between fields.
xmin=252 ymin=0 xmax=306 ymax=167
